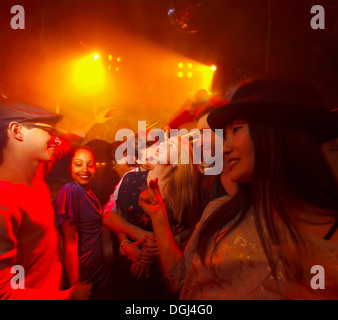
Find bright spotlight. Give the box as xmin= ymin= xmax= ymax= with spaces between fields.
xmin=71 ymin=54 xmax=106 ymax=95
xmin=211 ymin=65 xmax=217 ymax=71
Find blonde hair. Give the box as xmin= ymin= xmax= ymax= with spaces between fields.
xmin=163 ymin=136 xmax=201 ymax=227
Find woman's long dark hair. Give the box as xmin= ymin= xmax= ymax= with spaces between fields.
xmin=197 ymin=122 xmax=338 ymax=279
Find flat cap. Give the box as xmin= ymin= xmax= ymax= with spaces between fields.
xmin=0 ymin=98 xmax=62 ymax=126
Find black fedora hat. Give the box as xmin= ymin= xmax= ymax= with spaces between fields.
xmin=0 ymin=98 xmax=62 ymax=127
xmin=207 ymin=77 xmax=338 ymax=142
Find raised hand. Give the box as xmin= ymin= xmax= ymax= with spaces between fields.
xmin=139 ymin=178 xmax=167 ymax=220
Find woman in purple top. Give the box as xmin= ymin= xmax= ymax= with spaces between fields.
xmin=54 ymin=146 xmax=111 ymax=299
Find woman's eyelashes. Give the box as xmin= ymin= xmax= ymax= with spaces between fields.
xmin=74 ymin=161 xmax=95 ymax=169
xmin=232 ymin=126 xmax=242 ymax=134
xmin=224 ymin=125 xmax=242 ymax=141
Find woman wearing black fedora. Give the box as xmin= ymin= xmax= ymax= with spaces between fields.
xmin=139 ymin=77 xmax=338 ymax=300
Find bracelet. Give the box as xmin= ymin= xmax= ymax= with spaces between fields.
xmin=119 ymin=239 xmax=131 ymax=256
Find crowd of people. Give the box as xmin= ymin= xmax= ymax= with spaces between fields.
xmin=0 ymin=76 xmax=337 ymax=300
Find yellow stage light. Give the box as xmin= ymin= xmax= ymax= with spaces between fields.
xmin=177 ymin=71 xmax=184 ymax=78
xmin=71 ymin=53 xmax=106 ymax=95
xmin=186 ymin=63 xmax=216 ymax=91
xmin=172 ymin=59 xmax=216 ymax=92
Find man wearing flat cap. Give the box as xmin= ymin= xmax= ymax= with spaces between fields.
xmin=0 ymin=98 xmax=91 ymax=299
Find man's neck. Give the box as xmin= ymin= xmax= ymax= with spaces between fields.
xmin=0 ymin=157 xmax=39 ymax=187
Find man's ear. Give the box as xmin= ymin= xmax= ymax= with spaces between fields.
xmin=8 ymin=122 xmax=24 ymax=141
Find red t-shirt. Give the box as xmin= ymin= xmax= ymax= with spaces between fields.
xmin=0 ymin=170 xmax=69 ymax=300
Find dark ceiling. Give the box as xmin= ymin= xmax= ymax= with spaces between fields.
xmin=1 ymin=0 xmax=337 ymax=107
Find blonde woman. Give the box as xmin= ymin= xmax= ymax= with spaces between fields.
xmin=103 ymin=135 xmax=201 ymax=299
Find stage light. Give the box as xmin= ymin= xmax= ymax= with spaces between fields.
xmin=168 ymin=8 xmax=174 ymax=16
xmin=177 ymin=71 xmax=184 ymax=78
xmin=187 ymin=62 xmax=193 ymax=69
xmin=211 ymin=65 xmax=217 ymax=71
xmin=187 ymin=71 xmax=193 ymax=78
xmin=71 ymin=53 xmax=106 ymax=95
xmin=108 ymin=54 xmax=113 ymax=61
xmin=178 ymin=62 xmax=184 ymax=69
xmin=116 ymin=57 xmax=121 ymax=62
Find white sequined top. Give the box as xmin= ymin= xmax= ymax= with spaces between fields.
xmin=167 ymin=196 xmax=338 ymax=300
